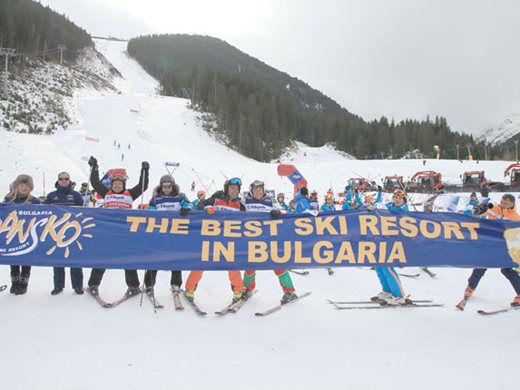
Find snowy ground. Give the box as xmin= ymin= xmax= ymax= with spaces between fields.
xmin=0 ymin=39 xmax=518 ymax=390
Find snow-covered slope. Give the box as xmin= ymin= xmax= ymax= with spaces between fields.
xmin=1 ymin=38 xmax=519 ymax=390
xmin=480 ymin=113 xmax=520 ymax=146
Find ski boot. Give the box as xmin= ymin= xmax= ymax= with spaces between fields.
xmin=382 ymin=294 xmax=406 ymax=306
xmin=232 ymin=290 xmax=243 ymax=304
xmin=74 ymin=287 xmax=84 ymax=295
xmin=10 ymin=275 xmax=19 ymax=294
xmin=87 ymin=285 xmax=99 ymax=295
xmin=16 ymin=275 xmax=30 ymax=295
xmin=126 ymin=286 xmax=141 ymax=296
xmin=51 ymin=288 xmax=64 ymax=296
xmin=370 ymin=291 xmax=392 ymax=302
xmin=456 ymin=286 xmax=474 ymax=310
xmin=242 ymin=289 xmax=254 ymax=301
xmin=183 ymin=289 xmax=195 ymax=303
xmin=281 ymin=291 xmax=298 ymax=305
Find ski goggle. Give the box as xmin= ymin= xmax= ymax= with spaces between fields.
xmin=162 ymin=182 xmax=173 ymax=188
xmin=227 ymin=177 xmax=242 ymax=186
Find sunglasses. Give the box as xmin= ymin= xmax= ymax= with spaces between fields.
xmin=58 ymin=177 xmax=70 ymax=181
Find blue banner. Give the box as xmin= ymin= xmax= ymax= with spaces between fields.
xmin=1 ymin=204 xmax=519 ymax=270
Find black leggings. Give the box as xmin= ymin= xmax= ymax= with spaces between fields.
xmin=88 ymin=268 xmax=140 ymax=288
xmin=144 ymin=270 xmax=182 ymax=288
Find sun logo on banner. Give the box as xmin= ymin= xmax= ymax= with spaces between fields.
xmin=45 ymin=213 xmax=96 ymax=258
xmin=503 ymin=227 xmax=520 ymax=266
xmin=0 ymin=210 xmax=96 ymax=258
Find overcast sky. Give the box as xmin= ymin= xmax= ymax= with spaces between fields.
xmin=40 ymin=0 xmax=520 ymax=136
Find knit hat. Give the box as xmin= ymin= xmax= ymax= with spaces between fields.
xmin=12 ymin=174 xmax=34 ymax=191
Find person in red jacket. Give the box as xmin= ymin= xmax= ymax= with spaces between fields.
xmin=184 ymin=177 xmax=245 ymax=303
xmin=86 ymin=156 xmax=149 ymax=296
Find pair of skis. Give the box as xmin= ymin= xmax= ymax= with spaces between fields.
xmin=85 ymin=287 xmax=141 ymax=308
xmin=328 ymin=298 xmax=443 ymax=310
xmin=180 ymin=289 xmax=259 ymax=316
xmin=181 ymin=290 xmax=312 ymax=317
xmin=86 ymin=286 xmax=184 ymax=311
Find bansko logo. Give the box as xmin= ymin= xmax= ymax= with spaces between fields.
xmin=0 ymin=209 xmax=96 ymax=258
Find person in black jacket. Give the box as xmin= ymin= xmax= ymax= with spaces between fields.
xmin=3 ymin=174 xmax=41 ymax=295
xmin=44 ymin=172 xmax=85 ymax=295
xmin=86 ymin=156 xmax=149 ymax=296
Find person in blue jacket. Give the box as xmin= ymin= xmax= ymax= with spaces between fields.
xmin=320 ymin=194 xmax=336 ymax=212
xmin=373 ymin=189 xmax=408 ymax=305
xmin=44 ymin=171 xmax=85 ymax=296
xmin=294 ymin=187 xmax=312 ymax=213
xmin=3 ymin=174 xmax=41 ymax=295
xmin=342 ymin=186 xmax=363 ymax=210
xmin=145 ymin=175 xmax=192 ymax=294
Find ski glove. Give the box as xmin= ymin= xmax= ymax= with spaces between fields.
xmin=141 ymin=161 xmax=150 ymax=171
xmin=179 ymin=208 xmax=190 ymax=217
xmin=88 ymin=156 xmax=98 ymax=168
xmin=270 ymin=209 xmax=281 ymax=218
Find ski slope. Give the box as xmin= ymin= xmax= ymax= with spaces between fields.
xmin=0 ymin=39 xmax=518 ymax=390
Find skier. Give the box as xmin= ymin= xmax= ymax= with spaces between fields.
xmin=44 ymin=172 xmax=85 ymax=295
xmin=342 ymin=187 xmax=362 ymax=210
xmin=121 ymin=153 xmax=124 ymax=161
xmin=294 ymin=187 xmax=311 ymax=213
xmin=242 ymin=180 xmax=297 ymax=304
xmin=191 ymin=181 xmax=196 ymax=192
xmin=79 ymin=182 xmax=92 ymax=206
xmin=184 ymin=177 xmax=245 ymax=303
xmin=320 ymin=194 xmax=336 ymax=212
xmin=362 ymin=189 xmax=383 ymax=211
xmin=86 ymin=156 xmax=149 ymax=296
xmin=458 ymin=194 xmax=520 ymax=308
xmin=309 ymin=190 xmax=320 ymax=211
xmin=275 ymin=192 xmax=288 ymax=211
xmin=144 ymin=175 xmax=192 ymax=294
xmin=192 ymin=189 xmax=206 ymax=209
xmin=3 ymin=175 xmax=41 ymax=295
xmin=287 ymin=199 xmax=297 ymax=214
xmin=462 ymin=192 xmax=479 ymax=216
xmin=372 ymin=188 xmax=408 ymax=305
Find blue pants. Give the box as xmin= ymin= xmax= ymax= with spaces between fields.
xmin=375 ymin=267 xmax=404 ymax=297
xmin=468 ymin=268 xmax=520 ymax=295
xmin=53 ymin=267 xmax=83 ymax=289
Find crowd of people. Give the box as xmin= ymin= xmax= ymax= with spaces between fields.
xmin=2 ymin=156 xmax=520 ymax=309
